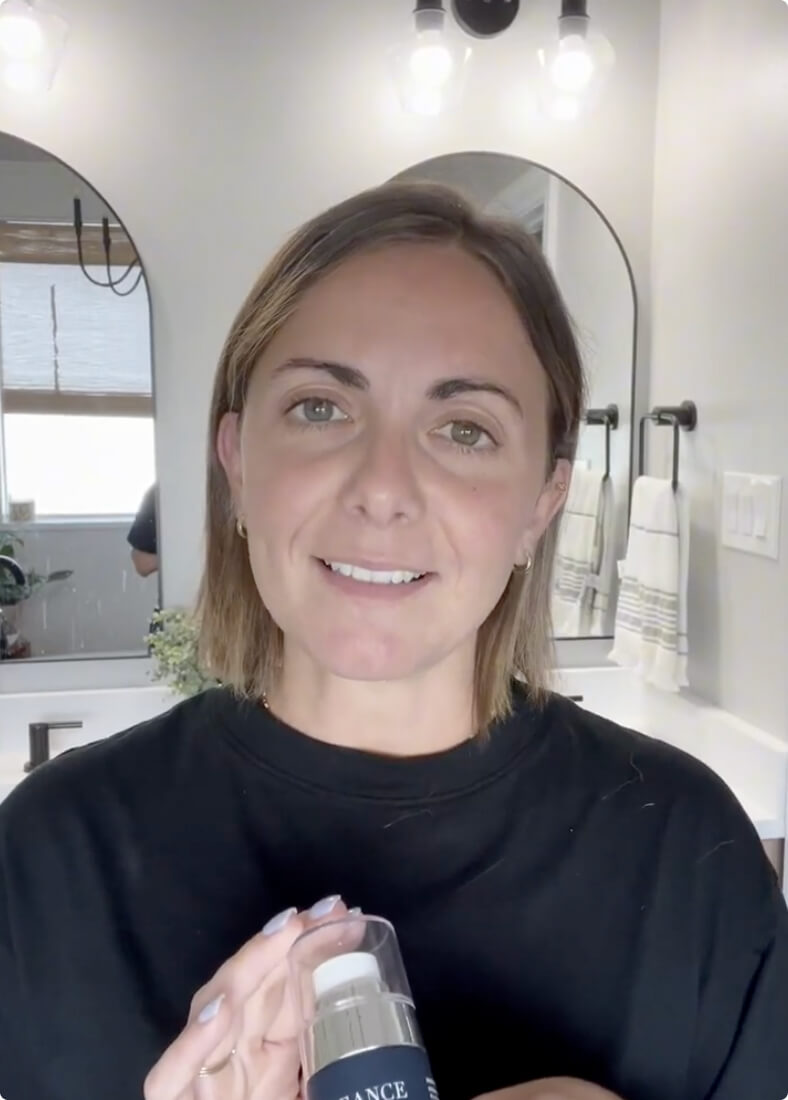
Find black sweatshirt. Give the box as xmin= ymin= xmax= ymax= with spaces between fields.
xmin=1 ymin=687 xmax=786 ymax=1100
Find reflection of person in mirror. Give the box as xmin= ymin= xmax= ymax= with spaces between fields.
xmin=127 ymin=483 xmax=158 ymax=577
xmin=1 ymin=182 xmax=787 ymax=1100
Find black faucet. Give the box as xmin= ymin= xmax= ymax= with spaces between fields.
xmin=25 ymin=721 xmax=83 ymax=772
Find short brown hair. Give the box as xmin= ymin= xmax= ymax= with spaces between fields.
xmin=197 ymin=180 xmax=585 ymax=731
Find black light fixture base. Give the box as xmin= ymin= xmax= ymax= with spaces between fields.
xmin=450 ymin=0 xmax=520 ymax=39
xmin=561 ymin=0 xmax=589 ymax=16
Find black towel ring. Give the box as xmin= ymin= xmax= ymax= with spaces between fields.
xmin=583 ymin=403 xmax=619 ymax=480
xmin=638 ymin=400 xmax=698 ymax=491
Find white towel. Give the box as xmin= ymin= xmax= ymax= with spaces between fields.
xmin=588 ymin=477 xmax=615 ymax=635
xmin=608 ymin=475 xmax=690 ymax=692
xmin=552 ymin=465 xmax=606 ymax=636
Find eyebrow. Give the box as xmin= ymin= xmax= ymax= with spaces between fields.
xmin=272 ymin=357 xmax=523 ymax=416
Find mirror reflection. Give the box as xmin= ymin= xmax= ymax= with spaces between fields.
xmin=392 ymin=153 xmax=635 ymax=638
xmin=0 ymin=132 xmax=157 ymax=661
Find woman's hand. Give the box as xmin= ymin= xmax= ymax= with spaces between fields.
xmin=144 ymin=896 xmax=350 ymax=1100
xmin=476 ymin=1081 xmax=624 ymax=1100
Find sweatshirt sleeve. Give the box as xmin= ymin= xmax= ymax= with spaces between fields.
xmin=0 ymin=814 xmax=49 ymax=1100
xmin=688 ymin=821 xmax=788 ymax=1100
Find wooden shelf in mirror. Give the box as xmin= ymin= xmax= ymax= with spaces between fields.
xmin=0 ymin=220 xmax=137 ymax=266
xmin=2 ymin=390 xmax=153 ymax=417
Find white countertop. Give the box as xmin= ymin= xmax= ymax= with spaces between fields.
xmin=555 ymin=667 xmax=788 ymax=841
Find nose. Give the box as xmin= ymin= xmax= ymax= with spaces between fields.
xmin=339 ymin=424 xmax=426 ymax=527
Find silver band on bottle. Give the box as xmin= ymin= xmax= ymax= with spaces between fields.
xmin=305 ymin=977 xmax=422 ymax=1077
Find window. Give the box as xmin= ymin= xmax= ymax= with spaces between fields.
xmin=0 ymin=243 xmax=153 ymax=518
xmin=4 ymin=414 xmax=155 ymax=516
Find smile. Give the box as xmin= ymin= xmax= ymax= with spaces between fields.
xmin=321 ymin=560 xmax=427 ymax=586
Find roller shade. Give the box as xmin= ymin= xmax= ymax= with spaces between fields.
xmin=0 ymin=260 xmax=152 ymax=416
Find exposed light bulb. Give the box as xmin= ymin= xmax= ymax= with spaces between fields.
xmin=0 ymin=3 xmax=44 ymax=59
xmin=0 ymin=0 xmax=68 ymax=92
xmin=389 ymin=2 xmax=470 ymax=117
xmin=409 ymin=29 xmax=453 ymax=87
xmin=534 ymin=3 xmax=614 ymax=120
xmin=550 ymin=34 xmax=595 ymax=92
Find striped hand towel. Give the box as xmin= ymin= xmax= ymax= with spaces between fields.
xmin=608 ymin=475 xmax=690 ymax=692
xmin=552 ymin=465 xmax=606 ymax=636
xmin=588 ymin=477 xmax=614 ymax=635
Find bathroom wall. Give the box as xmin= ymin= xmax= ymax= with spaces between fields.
xmin=0 ymin=154 xmax=112 ymax=221
xmin=0 ymin=0 xmax=661 ymax=614
xmin=650 ymin=0 xmax=788 ymax=737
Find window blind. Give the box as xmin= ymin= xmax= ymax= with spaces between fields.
xmin=0 ymin=261 xmax=153 ymax=416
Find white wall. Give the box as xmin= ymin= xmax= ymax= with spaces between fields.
xmin=651 ymin=0 xmax=788 ymax=737
xmin=0 ymin=0 xmax=660 ymax=616
xmin=0 ymin=157 xmax=112 ymax=222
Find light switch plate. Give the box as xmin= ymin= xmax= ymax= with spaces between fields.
xmin=721 ymin=473 xmax=782 ymax=559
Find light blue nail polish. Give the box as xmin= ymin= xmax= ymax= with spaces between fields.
xmin=262 ymin=906 xmax=297 ymax=936
xmin=309 ymin=895 xmax=341 ymax=919
xmin=197 ymin=994 xmax=224 ymax=1023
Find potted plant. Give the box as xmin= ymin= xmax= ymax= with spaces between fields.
xmin=0 ymin=530 xmax=74 ymax=659
xmin=145 ymin=608 xmax=218 ymax=698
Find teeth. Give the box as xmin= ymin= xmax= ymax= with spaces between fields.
xmin=324 ymin=561 xmax=425 ymax=585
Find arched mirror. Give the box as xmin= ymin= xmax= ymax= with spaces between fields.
xmin=0 ymin=133 xmax=157 ymax=661
xmin=392 ymin=153 xmax=636 ymax=639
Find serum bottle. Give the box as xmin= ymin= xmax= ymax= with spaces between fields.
xmin=289 ymin=914 xmax=439 ymax=1100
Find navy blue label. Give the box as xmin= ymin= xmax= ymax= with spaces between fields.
xmin=306 ymin=1045 xmax=438 ymax=1100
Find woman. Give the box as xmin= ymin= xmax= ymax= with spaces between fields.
xmin=0 ymin=182 xmax=786 ymax=1100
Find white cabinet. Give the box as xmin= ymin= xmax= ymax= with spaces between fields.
xmin=0 ymin=685 xmax=175 ymax=801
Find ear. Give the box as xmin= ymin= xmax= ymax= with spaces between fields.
xmin=216 ymin=412 xmax=244 ymax=508
xmin=515 ymin=458 xmax=572 ymax=566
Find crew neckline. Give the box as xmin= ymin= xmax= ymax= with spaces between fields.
xmin=209 ymin=684 xmax=546 ymax=804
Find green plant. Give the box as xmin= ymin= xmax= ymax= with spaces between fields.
xmin=0 ymin=531 xmax=23 ymax=558
xmin=145 ymin=608 xmax=218 ymax=697
xmin=0 ymin=530 xmax=73 ymax=607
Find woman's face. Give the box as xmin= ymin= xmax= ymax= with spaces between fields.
xmin=218 ymin=243 xmax=569 ymax=683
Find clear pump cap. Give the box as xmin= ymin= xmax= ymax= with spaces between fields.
xmin=288 ymin=914 xmax=414 ymax=1027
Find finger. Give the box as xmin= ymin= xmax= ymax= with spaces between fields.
xmin=247 ymin=1038 xmax=300 ymax=1100
xmin=144 ymin=993 xmax=238 ymax=1100
xmin=144 ymin=911 xmax=307 ymax=1100
xmin=144 ymin=899 xmax=355 ymax=1100
xmin=191 ymin=909 xmax=308 ymax=1022
xmin=194 ymin=1041 xmax=248 ymax=1100
xmin=246 ymin=898 xmax=355 ymax=1044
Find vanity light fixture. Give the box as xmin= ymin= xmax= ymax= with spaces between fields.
xmin=450 ymin=0 xmax=520 ymax=38
xmin=389 ymin=1 xmax=471 ymax=116
xmin=0 ymin=0 xmax=67 ymax=93
xmin=536 ymin=0 xmax=615 ymax=118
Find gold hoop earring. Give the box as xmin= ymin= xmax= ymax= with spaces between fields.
xmin=236 ymin=517 xmax=247 ymax=539
xmin=514 ymin=552 xmax=533 ymax=574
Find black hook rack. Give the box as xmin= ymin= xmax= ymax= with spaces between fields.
xmin=72 ymin=197 xmax=144 ymax=297
xmin=583 ymin=403 xmax=619 ymax=480
xmin=638 ymin=400 xmax=698 ymax=491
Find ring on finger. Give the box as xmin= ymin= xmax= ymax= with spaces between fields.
xmin=198 ymin=1047 xmax=237 ymax=1077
